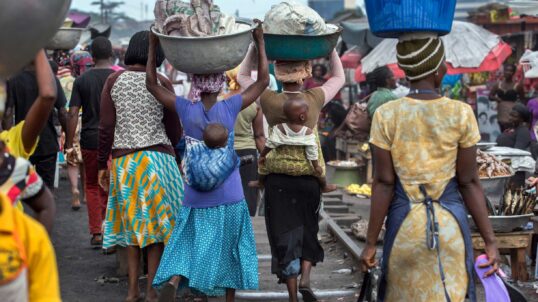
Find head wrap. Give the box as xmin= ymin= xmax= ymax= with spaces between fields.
xmin=225 ymin=66 xmax=241 ymax=92
xmin=188 ymin=73 xmax=226 ymax=100
xmin=274 ymin=61 xmax=312 ymax=84
xmin=70 ymin=51 xmax=94 ymax=77
xmin=396 ymin=37 xmax=445 ymax=81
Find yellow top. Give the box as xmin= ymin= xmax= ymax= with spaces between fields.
xmin=0 ymin=193 xmax=61 ymax=301
xmin=0 ymin=122 xmax=38 ymax=160
xmin=369 ymin=97 xmax=480 ymax=202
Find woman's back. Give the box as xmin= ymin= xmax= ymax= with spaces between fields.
xmin=370 ymin=97 xmax=480 ymax=202
xmin=111 ymin=71 xmax=171 ymax=149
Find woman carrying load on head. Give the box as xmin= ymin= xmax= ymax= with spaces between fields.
xmin=237 ymin=44 xmax=345 ymax=301
xmin=148 ymin=22 xmax=269 ymax=302
xmin=360 ymin=35 xmax=500 ymax=301
xmin=97 ymin=31 xmax=183 ymax=302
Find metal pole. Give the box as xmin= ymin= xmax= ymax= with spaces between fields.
xmin=100 ymin=0 xmax=104 ymax=24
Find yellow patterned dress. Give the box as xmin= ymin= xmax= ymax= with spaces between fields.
xmin=370 ymin=97 xmax=481 ymax=302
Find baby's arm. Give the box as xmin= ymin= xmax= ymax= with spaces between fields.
xmin=258 ymin=146 xmax=273 ymax=165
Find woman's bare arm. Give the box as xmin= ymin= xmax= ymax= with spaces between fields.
xmin=456 ymin=146 xmax=499 ymax=276
xmin=366 ymin=147 xmax=395 ymax=246
xmin=237 ymin=44 xmax=257 ymax=90
xmin=240 ymin=21 xmax=269 ymax=110
xmin=146 ymin=31 xmax=176 ymax=112
xmin=252 ymin=106 xmax=266 ymax=153
xmin=320 ymin=50 xmax=345 ymax=105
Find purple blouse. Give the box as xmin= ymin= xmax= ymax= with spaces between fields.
xmin=175 ymin=94 xmax=245 ymax=208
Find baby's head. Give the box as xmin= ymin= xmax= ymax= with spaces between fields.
xmin=203 ymin=123 xmax=229 ymax=149
xmin=283 ymin=97 xmax=309 ymax=124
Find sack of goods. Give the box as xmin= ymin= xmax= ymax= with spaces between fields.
xmin=262 ymin=1 xmax=341 ymax=61
xmin=263 ymin=1 xmax=328 ymax=35
xmin=152 ymin=0 xmax=254 ymax=74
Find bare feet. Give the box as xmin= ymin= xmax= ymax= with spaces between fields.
xmin=158 ymin=276 xmax=180 ymax=302
xmin=321 ymin=184 xmax=337 ymax=193
xmin=124 ymin=293 xmax=141 ymax=302
xmin=145 ymin=288 xmax=159 ymax=302
xmin=71 ymin=190 xmax=81 ymax=211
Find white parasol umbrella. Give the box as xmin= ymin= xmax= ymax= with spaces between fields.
xmin=361 ymin=21 xmax=511 ymax=75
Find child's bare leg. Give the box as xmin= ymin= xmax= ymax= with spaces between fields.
xmin=318 ymin=176 xmax=337 ymax=193
xmin=226 ymin=288 xmax=236 ymax=302
xmin=249 ymin=175 xmax=266 ymax=188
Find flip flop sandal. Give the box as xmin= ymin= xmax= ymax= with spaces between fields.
xmin=102 ymin=246 xmax=117 ymax=255
xmin=90 ymin=234 xmax=103 ymax=248
xmin=124 ymin=296 xmax=144 ymax=302
xmin=158 ymin=283 xmax=177 ymax=302
xmin=299 ymin=287 xmax=318 ymax=302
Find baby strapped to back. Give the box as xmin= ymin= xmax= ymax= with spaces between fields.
xmin=251 ymin=97 xmax=337 ymax=193
xmin=182 ymin=123 xmax=239 ymax=192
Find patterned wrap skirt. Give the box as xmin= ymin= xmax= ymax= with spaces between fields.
xmin=153 ymin=200 xmax=258 ymax=296
xmin=103 ymin=151 xmax=183 ymax=249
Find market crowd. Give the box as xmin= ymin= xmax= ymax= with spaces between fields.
xmin=5 ymin=0 xmax=535 ymax=302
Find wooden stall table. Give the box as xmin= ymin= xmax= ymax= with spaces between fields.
xmin=471 ymin=231 xmax=532 ymax=282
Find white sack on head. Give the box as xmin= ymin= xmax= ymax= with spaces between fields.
xmin=263 ymin=1 xmax=327 ymax=35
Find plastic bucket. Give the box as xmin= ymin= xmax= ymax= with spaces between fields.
xmin=365 ymin=0 xmax=457 ymax=38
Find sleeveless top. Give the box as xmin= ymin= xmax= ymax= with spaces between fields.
xmin=111 ymin=71 xmax=171 ymax=149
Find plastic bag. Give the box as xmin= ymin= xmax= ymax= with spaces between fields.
xmin=263 ymin=1 xmax=327 ymax=35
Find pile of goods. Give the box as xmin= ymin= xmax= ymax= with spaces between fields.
xmin=477 ymin=150 xmax=512 ymax=178
xmin=345 ymin=183 xmax=371 ymax=197
xmin=263 ymin=2 xmax=329 ymax=35
xmin=499 ymin=188 xmax=537 ymax=216
xmin=154 ymin=0 xmax=238 ymax=37
xmin=328 ymin=160 xmax=359 ymax=168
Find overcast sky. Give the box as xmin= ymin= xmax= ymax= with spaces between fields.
xmin=71 ymin=0 xmax=364 ymax=20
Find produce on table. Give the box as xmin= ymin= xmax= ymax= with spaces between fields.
xmin=500 ymin=188 xmax=537 ymax=216
xmin=477 ymin=149 xmax=512 ymax=178
xmin=328 ymin=160 xmax=359 ymax=167
xmin=345 ymin=184 xmax=371 ymax=196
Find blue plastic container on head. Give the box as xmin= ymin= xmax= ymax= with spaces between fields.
xmin=365 ymin=0 xmax=457 ymax=38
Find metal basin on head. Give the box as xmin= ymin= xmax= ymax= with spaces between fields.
xmin=0 ymin=0 xmax=72 ymax=79
xmin=46 ymin=28 xmax=85 ymax=50
xmin=152 ymin=22 xmax=255 ymax=75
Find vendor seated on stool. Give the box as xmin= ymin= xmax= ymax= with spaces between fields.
xmin=497 ymin=103 xmax=532 ymax=187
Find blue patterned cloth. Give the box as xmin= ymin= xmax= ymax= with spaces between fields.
xmin=183 ymin=132 xmax=239 ymax=192
xmin=153 ymin=200 xmax=258 ymax=296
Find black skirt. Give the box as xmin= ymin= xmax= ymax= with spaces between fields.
xmin=264 ymin=174 xmax=324 ymax=282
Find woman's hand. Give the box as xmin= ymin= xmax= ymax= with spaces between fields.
xmin=479 ymin=243 xmax=500 ymax=277
xmin=98 ymin=169 xmax=110 ymax=192
xmin=149 ymin=25 xmax=159 ymax=47
xmin=360 ymin=244 xmax=377 ymax=272
xmin=252 ymin=19 xmax=264 ymax=46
